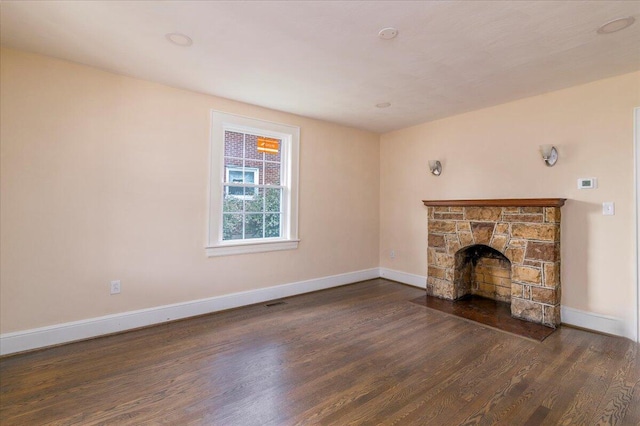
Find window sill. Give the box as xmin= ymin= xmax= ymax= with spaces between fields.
xmin=206 ymin=239 xmax=300 ymax=257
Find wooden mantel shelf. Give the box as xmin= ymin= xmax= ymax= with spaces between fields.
xmin=422 ymin=198 xmax=566 ymax=207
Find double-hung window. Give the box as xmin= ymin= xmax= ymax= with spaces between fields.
xmin=207 ymin=111 xmax=300 ymax=256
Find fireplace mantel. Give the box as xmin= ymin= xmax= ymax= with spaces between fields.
xmin=423 ymin=198 xmax=566 ymax=208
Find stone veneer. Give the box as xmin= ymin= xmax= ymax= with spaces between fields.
xmin=423 ymin=199 xmax=566 ymax=328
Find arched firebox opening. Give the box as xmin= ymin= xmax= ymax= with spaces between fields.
xmin=454 ymin=244 xmax=511 ymax=302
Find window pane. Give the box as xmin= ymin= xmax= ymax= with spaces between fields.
xmin=245 ymin=160 xmax=263 ymax=185
xmin=265 ymin=214 xmax=281 ymax=238
xmin=224 ymin=158 xmax=243 ymax=168
xmin=224 ymin=161 xmax=243 ymax=183
xmin=244 ymin=214 xmax=264 ymax=239
xmin=223 ymin=214 xmax=243 ymax=240
xmin=244 ymin=171 xmax=255 ymax=184
xmin=264 ymin=161 xmax=281 ymax=186
xmin=223 ymin=188 xmax=244 ymax=212
xmin=264 ymin=145 xmax=281 ymax=162
xmin=265 ymin=188 xmax=281 ymax=213
xmin=224 ymin=131 xmax=244 ymax=158
xmin=228 ymin=184 xmax=246 ymax=197
xmin=244 ymin=134 xmax=263 ymax=160
xmin=245 ymin=188 xmax=264 ymax=212
xmin=225 ymin=165 xmax=260 ymax=186
xmin=229 ymin=170 xmax=244 ymax=184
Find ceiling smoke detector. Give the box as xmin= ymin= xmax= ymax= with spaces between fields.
xmin=597 ymin=17 xmax=635 ymax=34
xmin=165 ymin=33 xmax=193 ymax=46
xmin=378 ymin=27 xmax=398 ymax=40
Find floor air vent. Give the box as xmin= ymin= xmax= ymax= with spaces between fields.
xmin=265 ymin=301 xmax=286 ymax=307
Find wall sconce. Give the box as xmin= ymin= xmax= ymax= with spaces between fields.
xmin=540 ymin=145 xmax=558 ymax=167
xmin=429 ymin=160 xmax=442 ymax=176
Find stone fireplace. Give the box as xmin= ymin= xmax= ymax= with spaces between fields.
xmin=423 ymin=199 xmax=566 ymax=328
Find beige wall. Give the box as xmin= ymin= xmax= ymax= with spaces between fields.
xmin=0 ymin=48 xmax=380 ymax=333
xmin=2 ymin=46 xmax=639 ymax=339
xmin=380 ymin=71 xmax=640 ymax=335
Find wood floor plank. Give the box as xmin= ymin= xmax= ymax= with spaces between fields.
xmin=538 ymin=333 xmax=618 ymax=425
xmin=489 ymin=330 xmax=585 ymax=424
xmin=617 ymin=343 xmax=640 ymax=425
xmin=592 ymin=341 xmax=637 ymax=425
xmin=1 ymin=279 xmax=639 ymax=425
xmin=556 ymin=338 xmax=620 ymax=425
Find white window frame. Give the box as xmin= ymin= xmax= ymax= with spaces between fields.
xmin=207 ymin=111 xmax=300 ymax=257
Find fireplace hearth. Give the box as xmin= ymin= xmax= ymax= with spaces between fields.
xmin=423 ymin=199 xmax=566 ymax=328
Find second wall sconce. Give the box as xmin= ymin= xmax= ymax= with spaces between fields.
xmin=429 ymin=160 xmax=442 ymax=176
xmin=540 ymin=145 xmax=558 ymax=167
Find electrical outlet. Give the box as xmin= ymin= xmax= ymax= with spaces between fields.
xmin=390 ymin=250 xmax=396 ymax=259
xmin=110 ymin=280 xmax=121 ymax=295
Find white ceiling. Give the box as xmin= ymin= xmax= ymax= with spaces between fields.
xmin=1 ymin=1 xmax=639 ymax=133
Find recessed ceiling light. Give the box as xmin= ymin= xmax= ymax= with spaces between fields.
xmin=597 ymin=17 xmax=635 ymax=34
xmin=378 ymin=27 xmax=398 ymax=40
xmin=376 ymin=102 xmax=391 ymax=108
xmin=165 ymin=33 xmax=193 ymax=46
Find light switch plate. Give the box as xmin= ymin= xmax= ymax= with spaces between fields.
xmin=602 ymin=202 xmax=615 ymax=216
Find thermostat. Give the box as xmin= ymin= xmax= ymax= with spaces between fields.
xmin=577 ymin=178 xmax=596 ymax=189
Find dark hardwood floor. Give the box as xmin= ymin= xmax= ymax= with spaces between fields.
xmin=1 ymin=279 xmax=639 ymax=425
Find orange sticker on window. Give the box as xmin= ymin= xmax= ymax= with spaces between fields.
xmin=257 ymin=137 xmax=280 ymax=154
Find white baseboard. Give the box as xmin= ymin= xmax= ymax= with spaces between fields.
xmin=379 ymin=267 xmax=426 ymax=289
xmin=561 ymin=306 xmax=629 ymax=339
xmin=3 ymin=269 xmax=634 ymax=355
xmin=0 ymin=268 xmax=379 ymax=356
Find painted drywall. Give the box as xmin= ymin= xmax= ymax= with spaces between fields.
xmin=0 ymin=48 xmax=380 ymax=333
xmin=380 ymin=71 xmax=640 ymax=339
xmin=2 ymin=45 xmax=639 ymax=342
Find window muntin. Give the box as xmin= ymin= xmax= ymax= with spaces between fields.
xmin=207 ymin=111 xmax=299 ymax=256
xmin=222 ymin=130 xmax=283 ymax=240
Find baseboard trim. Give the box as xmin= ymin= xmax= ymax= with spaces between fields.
xmin=3 ymin=269 xmax=633 ymax=355
xmin=561 ymin=306 xmax=628 ymax=339
xmin=0 ymin=268 xmax=379 ymax=356
xmin=379 ymin=267 xmax=426 ymax=289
